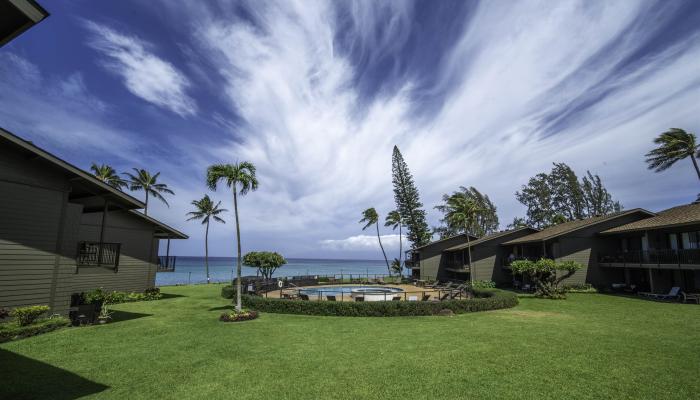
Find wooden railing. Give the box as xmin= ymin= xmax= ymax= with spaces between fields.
xmin=157 ymin=256 xmax=177 ymax=272
xmin=598 ymin=249 xmax=700 ymax=266
xmin=76 ymin=242 xmax=120 ymax=268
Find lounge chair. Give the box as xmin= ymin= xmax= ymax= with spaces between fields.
xmin=326 ymin=295 xmax=336 ymax=301
xmin=392 ymin=296 xmax=401 ymax=301
xmin=377 ymin=278 xmax=386 ymax=285
xmin=438 ymin=292 xmax=450 ymax=301
xmin=421 ymin=294 xmax=431 ymax=301
xmin=299 ymin=294 xmax=310 ymax=301
xmin=639 ymin=287 xmax=680 ymax=301
xmin=354 ymin=296 xmax=365 ymax=302
xmin=681 ymin=292 xmax=700 ymax=304
xmin=424 ymin=281 xmax=442 ymax=289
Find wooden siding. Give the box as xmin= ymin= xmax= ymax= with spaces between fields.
xmin=0 ymin=181 xmax=63 ymax=309
xmin=418 ymin=236 xmax=472 ymax=280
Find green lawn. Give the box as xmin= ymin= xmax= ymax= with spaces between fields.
xmin=2 ymin=284 xmax=699 ymax=400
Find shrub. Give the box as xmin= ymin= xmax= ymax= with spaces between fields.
xmin=0 ymin=308 xmax=9 ymax=319
xmin=84 ymin=288 xmax=107 ymax=305
xmin=564 ymin=283 xmax=598 ymax=293
xmin=221 ymin=285 xmax=237 ymax=299
xmin=10 ymin=305 xmax=50 ymax=326
xmin=241 ymin=289 xmax=518 ymax=317
xmin=143 ymin=287 xmax=162 ymax=300
xmin=0 ymin=316 xmax=70 ymax=343
xmin=471 ymin=280 xmax=496 ymax=289
xmin=219 ymin=310 xmax=259 ymax=322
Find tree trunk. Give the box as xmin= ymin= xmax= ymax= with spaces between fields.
xmin=398 ymin=223 xmax=402 ymax=277
xmin=205 ymin=220 xmax=210 ymax=284
xmin=233 ymin=187 xmax=242 ymax=312
xmin=376 ymin=222 xmax=391 ymax=276
xmin=466 ymin=224 xmax=473 ymax=284
xmin=691 ymin=154 xmax=700 ymax=181
xmin=144 ymin=191 xmax=149 ymax=216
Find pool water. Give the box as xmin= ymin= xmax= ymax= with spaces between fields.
xmin=299 ymin=286 xmax=404 ymax=295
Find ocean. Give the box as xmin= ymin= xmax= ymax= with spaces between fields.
xmin=156 ymin=256 xmax=391 ymax=286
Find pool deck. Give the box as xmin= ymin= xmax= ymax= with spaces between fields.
xmin=264 ymin=283 xmax=456 ymax=302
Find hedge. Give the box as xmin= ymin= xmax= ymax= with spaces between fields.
xmin=0 ymin=317 xmax=71 ymax=343
xmin=241 ymin=288 xmax=518 ymax=317
xmin=221 ymin=285 xmax=236 ymax=299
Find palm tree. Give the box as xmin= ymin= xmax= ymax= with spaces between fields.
xmin=646 ymin=128 xmax=700 ymax=180
xmin=90 ymin=163 xmax=127 ymax=190
xmin=360 ymin=208 xmax=391 ymax=276
xmin=442 ymin=193 xmax=483 ymax=284
xmin=123 ymin=168 xmax=174 ymax=216
xmin=186 ymin=195 xmax=227 ymax=284
xmin=385 ymin=210 xmax=403 ymax=276
xmin=206 ymin=162 xmax=258 ymax=312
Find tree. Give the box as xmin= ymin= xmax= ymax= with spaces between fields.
xmin=207 ymin=162 xmax=258 ymax=312
xmin=645 ymin=128 xmax=700 ymax=181
xmin=360 ymin=207 xmax=391 ymax=276
xmin=392 ymin=146 xmax=430 ymax=248
xmin=91 ymin=163 xmax=127 ymax=190
xmin=390 ymin=258 xmax=402 ymax=276
xmin=186 ymin=195 xmax=227 ymax=284
xmin=515 ymin=163 xmax=621 ymax=228
xmin=123 ymin=168 xmax=174 ymax=216
xmin=509 ymin=258 xmax=582 ymax=299
xmin=506 ymin=217 xmax=528 ymax=230
xmin=440 ymin=193 xmax=484 ymax=283
xmin=435 ymin=186 xmax=498 ymax=238
xmin=385 ymin=210 xmax=403 ymax=275
xmin=242 ymin=251 xmax=286 ymax=280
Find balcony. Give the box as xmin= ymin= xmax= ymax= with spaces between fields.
xmin=157 ymin=256 xmax=177 ymax=272
xmin=404 ymin=260 xmax=420 ymax=269
xmin=76 ymin=242 xmax=121 ymax=269
xmin=598 ymin=249 xmax=700 ymax=269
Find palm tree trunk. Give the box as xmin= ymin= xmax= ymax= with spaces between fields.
xmin=466 ymin=224 xmax=473 ymax=284
xmin=205 ymin=220 xmax=210 ymax=284
xmin=398 ymin=223 xmax=402 ymax=277
xmin=144 ymin=191 xmax=149 ymax=216
xmin=233 ymin=187 xmax=242 ymax=312
xmin=376 ymin=222 xmax=391 ymax=276
xmin=691 ymin=154 xmax=700 ymax=181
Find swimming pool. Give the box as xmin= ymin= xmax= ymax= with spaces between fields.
xmin=298 ymin=286 xmax=404 ymax=301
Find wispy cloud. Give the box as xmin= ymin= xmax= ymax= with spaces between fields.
xmin=321 ymin=235 xmax=401 ymax=252
xmin=84 ymin=21 xmax=197 ymax=117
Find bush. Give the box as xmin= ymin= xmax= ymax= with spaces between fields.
xmin=0 ymin=316 xmax=70 ymax=343
xmin=84 ymin=288 xmax=107 ymax=305
xmin=471 ymin=280 xmax=496 ymax=289
xmin=0 ymin=308 xmax=9 ymax=319
xmin=219 ymin=310 xmax=259 ymax=322
xmin=10 ymin=305 xmax=50 ymax=326
xmin=143 ymin=287 xmax=162 ymax=300
xmin=221 ymin=285 xmax=237 ymax=299
xmin=241 ymin=289 xmax=518 ymax=317
xmin=564 ymin=283 xmax=598 ymax=293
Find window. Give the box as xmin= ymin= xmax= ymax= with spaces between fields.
xmin=682 ymin=232 xmax=700 ymax=250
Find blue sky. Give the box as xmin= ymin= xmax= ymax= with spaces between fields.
xmin=1 ymin=0 xmax=699 ymax=259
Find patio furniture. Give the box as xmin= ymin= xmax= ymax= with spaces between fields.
xmin=299 ymin=294 xmax=310 ymax=301
xmin=681 ymin=292 xmax=700 ymax=304
xmin=326 ymin=295 xmax=337 ymax=301
xmin=392 ymin=296 xmax=401 ymax=301
xmin=421 ymin=294 xmax=431 ymax=301
xmin=639 ymin=287 xmax=681 ymax=301
xmin=354 ymin=296 xmax=364 ymax=302
xmin=377 ymin=278 xmax=386 ymax=285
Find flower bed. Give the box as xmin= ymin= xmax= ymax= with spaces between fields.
xmin=219 ymin=310 xmax=259 ymax=322
xmin=241 ymin=288 xmax=518 ymax=317
xmin=0 ymin=317 xmax=71 ymax=343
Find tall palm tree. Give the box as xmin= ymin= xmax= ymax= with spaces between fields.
xmin=206 ymin=162 xmax=258 ymax=312
xmin=91 ymin=163 xmax=127 ymax=190
xmin=123 ymin=168 xmax=175 ymax=216
xmin=186 ymin=195 xmax=227 ymax=284
xmin=385 ymin=210 xmax=403 ymax=276
xmin=360 ymin=208 xmax=391 ymax=276
xmin=646 ymin=128 xmax=700 ymax=180
xmin=442 ymin=193 xmax=483 ymax=284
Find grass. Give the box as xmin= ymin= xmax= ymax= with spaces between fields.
xmin=2 ymin=284 xmax=700 ymax=399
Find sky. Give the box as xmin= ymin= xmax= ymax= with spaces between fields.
xmin=1 ymin=0 xmax=699 ymax=259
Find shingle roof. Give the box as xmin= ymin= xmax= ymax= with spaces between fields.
xmin=444 ymin=227 xmax=538 ymax=251
xmin=601 ymin=203 xmax=700 ymax=234
xmin=502 ymin=209 xmax=654 ymax=245
xmin=412 ymin=233 xmax=477 ymax=251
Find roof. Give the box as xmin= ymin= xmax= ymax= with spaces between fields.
xmin=129 ymin=211 xmax=188 ymax=240
xmin=502 ymin=209 xmax=655 ymax=245
xmin=444 ymin=227 xmax=539 ymax=251
xmin=1 ymin=127 xmax=145 ymax=211
xmin=1 ymin=0 xmax=49 ymax=47
xmin=601 ymin=203 xmax=700 ymax=234
xmin=411 ymin=233 xmax=478 ymax=251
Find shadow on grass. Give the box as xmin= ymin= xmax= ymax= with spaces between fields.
xmin=109 ymin=310 xmax=152 ymax=323
xmin=0 ymin=348 xmax=108 ymax=399
xmin=160 ymin=293 xmax=186 ymax=300
xmin=208 ymin=305 xmax=234 ymax=312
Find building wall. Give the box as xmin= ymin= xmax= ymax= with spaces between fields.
xmin=418 ymin=236 xmax=470 ymax=280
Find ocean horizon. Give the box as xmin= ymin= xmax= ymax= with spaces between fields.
xmin=156 ymin=256 xmax=392 ymax=286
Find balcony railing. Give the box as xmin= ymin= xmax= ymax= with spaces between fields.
xmin=598 ymin=249 xmax=700 ymax=266
xmin=157 ymin=256 xmax=177 ymax=272
xmin=76 ymin=242 xmax=121 ymax=268
xmin=404 ymin=260 xmax=420 ymax=269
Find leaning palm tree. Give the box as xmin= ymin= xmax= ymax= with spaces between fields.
xmin=186 ymin=195 xmax=227 ymax=284
xmin=123 ymin=168 xmax=174 ymax=216
xmin=442 ymin=193 xmax=483 ymax=284
xmin=385 ymin=210 xmax=403 ymax=276
xmin=91 ymin=163 xmax=127 ymax=190
xmin=206 ymin=162 xmax=258 ymax=312
xmin=360 ymin=207 xmax=391 ymax=276
xmin=646 ymin=128 xmax=700 ymax=180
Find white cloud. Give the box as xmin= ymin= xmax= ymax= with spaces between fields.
xmin=84 ymin=21 xmax=197 ymax=117
xmin=321 ymin=234 xmax=401 ymax=251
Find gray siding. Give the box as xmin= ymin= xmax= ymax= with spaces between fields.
xmin=418 ymin=236 xmax=470 ymax=280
